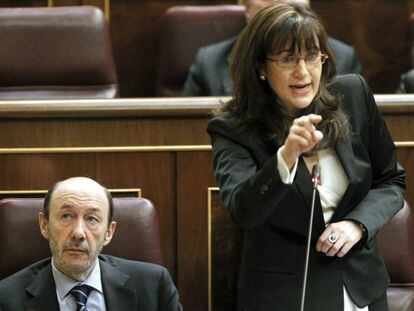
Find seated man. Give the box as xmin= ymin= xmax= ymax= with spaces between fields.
xmin=183 ymin=0 xmax=363 ymax=96
xmin=0 ymin=177 xmax=182 ymax=311
xmin=396 ymin=68 xmax=414 ymax=93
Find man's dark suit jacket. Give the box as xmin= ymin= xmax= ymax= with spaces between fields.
xmin=396 ymin=68 xmax=414 ymax=93
xmin=183 ymin=36 xmax=363 ymax=96
xmin=207 ymin=74 xmax=405 ymax=310
xmin=0 ymin=255 xmax=182 ymax=311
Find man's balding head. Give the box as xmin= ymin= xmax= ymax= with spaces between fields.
xmin=244 ymin=0 xmax=310 ymax=23
xmin=43 ymin=177 xmax=114 ymax=224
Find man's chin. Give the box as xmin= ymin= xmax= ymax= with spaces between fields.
xmin=59 ymin=253 xmax=94 ymax=270
xmin=60 ymin=260 xmax=94 ymax=281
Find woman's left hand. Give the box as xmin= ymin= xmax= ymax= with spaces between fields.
xmin=316 ymin=220 xmax=364 ymax=257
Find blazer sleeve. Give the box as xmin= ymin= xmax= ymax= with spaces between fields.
xmin=349 ymin=47 xmax=363 ymax=75
xmin=344 ymin=75 xmax=406 ymax=241
xmin=207 ymin=117 xmax=292 ymax=228
xmin=158 ymin=267 xmax=182 ymax=311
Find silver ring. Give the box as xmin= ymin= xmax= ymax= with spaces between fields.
xmin=328 ymin=233 xmax=338 ymax=244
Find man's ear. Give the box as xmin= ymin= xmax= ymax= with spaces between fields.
xmin=103 ymin=221 xmax=116 ymax=246
xmin=38 ymin=212 xmax=49 ymax=240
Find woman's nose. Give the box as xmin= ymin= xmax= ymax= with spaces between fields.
xmin=292 ymin=59 xmax=308 ymax=78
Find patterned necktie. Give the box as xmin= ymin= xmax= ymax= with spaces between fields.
xmin=70 ymin=284 xmax=91 ymax=311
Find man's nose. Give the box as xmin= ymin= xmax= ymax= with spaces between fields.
xmin=71 ymin=219 xmax=86 ymax=241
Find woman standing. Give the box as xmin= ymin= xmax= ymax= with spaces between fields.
xmin=207 ymin=2 xmax=405 ymax=310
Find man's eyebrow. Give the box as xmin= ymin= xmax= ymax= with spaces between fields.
xmin=58 ymin=204 xmax=102 ymax=213
xmin=85 ymin=207 xmax=102 ymax=214
xmin=59 ymin=203 xmax=74 ymax=210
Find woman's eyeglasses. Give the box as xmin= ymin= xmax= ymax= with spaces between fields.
xmin=267 ymin=53 xmax=328 ymax=70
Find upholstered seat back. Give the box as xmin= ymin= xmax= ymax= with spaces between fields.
xmin=378 ymin=201 xmax=414 ymax=310
xmin=0 ymin=6 xmax=118 ymax=99
xmin=156 ymin=5 xmax=246 ymax=96
xmin=0 ymin=197 xmax=163 ymax=280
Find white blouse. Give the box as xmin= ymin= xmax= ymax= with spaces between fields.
xmin=277 ymin=147 xmax=368 ymax=311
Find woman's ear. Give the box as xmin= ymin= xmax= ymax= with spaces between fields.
xmin=258 ymin=68 xmax=267 ymax=81
xmin=257 ymin=62 xmax=267 ymax=81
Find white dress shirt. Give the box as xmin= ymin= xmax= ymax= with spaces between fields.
xmin=277 ymin=147 xmax=368 ymax=311
xmin=52 ymin=258 xmax=107 ymax=311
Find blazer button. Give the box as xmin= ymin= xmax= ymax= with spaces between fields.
xmin=260 ymin=184 xmax=269 ymax=195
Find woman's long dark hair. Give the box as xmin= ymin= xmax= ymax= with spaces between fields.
xmin=218 ymin=1 xmax=349 ymax=148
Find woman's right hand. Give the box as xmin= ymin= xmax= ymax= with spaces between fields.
xmin=280 ymin=114 xmax=324 ymax=170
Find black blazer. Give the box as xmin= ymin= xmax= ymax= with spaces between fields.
xmin=183 ymin=36 xmax=363 ymax=96
xmin=207 ymin=74 xmax=405 ymax=310
xmin=0 ymin=255 xmax=182 ymax=311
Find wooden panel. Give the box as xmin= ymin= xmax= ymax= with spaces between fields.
xmin=0 ymin=117 xmax=210 ymax=148
xmin=384 ymin=115 xmax=414 ymax=141
xmin=371 ymin=95 xmax=414 ymax=141
xmin=0 ymin=1 xmax=45 ymax=7
xmin=312 ymin=0 xmax=413 ymax=93
xmin=209 ymin=188 xmax=242 ymax=311
xmin=0 ymin=98 xmax=216 ymax=148
xmin=177 ymin=151 xmax=217 ymax=311
xmin=0 ymin=151 xmax=176 ymax=277
xmin=83 ymin=0 xmax=105 ymax=11
xmin=0 ymin=96 xmax=412 ymax=147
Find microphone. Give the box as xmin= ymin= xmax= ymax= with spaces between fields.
xmin=300 ymin=164 xmax=321 ymax=311
xmin=311 ymin=164 xmax=321 ymax=189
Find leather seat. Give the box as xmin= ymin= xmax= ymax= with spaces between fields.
xmin=156 ymin=5 xmax=246 ymax=96
xmin=378 ymin=201 xmax=414 ymax=310
xmin=0 ymin=197 xmax=163 ymax=280
xmin=0 ymin=6 xmax=118 ymax=99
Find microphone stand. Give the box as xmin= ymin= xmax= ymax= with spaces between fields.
xmin=299 ymin=164 xmax=321 ymax=311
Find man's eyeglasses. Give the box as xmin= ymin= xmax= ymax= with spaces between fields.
xmin=267 ymin=53 xmax=328 ymax=70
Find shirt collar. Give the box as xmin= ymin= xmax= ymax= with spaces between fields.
xmin=51 ymin=258 xmax=103 ymax=301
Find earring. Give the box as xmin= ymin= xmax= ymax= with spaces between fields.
xmin=259 ymin=75 xmax=266 ymax=81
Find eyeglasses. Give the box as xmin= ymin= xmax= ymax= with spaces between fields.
xmin=267 ymin=53 xmax=328 ymax=70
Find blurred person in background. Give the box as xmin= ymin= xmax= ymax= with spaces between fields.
xmin=183 ymin=0 xmax=362 ymax=96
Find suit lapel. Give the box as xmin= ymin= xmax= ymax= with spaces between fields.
xmin=100 ymin=259 xmax=138 ymax=311
xmin=330 ymin=134 xmax=358 ymax=222
xmin=294 ymin=131 xmax=359 ymax=234
xmin=25 ymin=264 xmax=60 ymax=311
xmin=247 ymin=132 xmax=362 ymax=236
xmin=249 ymin=133 xmax=327 ymax=237
xmin=295 ymin=158 xmax=326 ymax=236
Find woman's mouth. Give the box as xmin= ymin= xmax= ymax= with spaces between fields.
xmin=290 ymin=83 xmax=311 ymax=95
